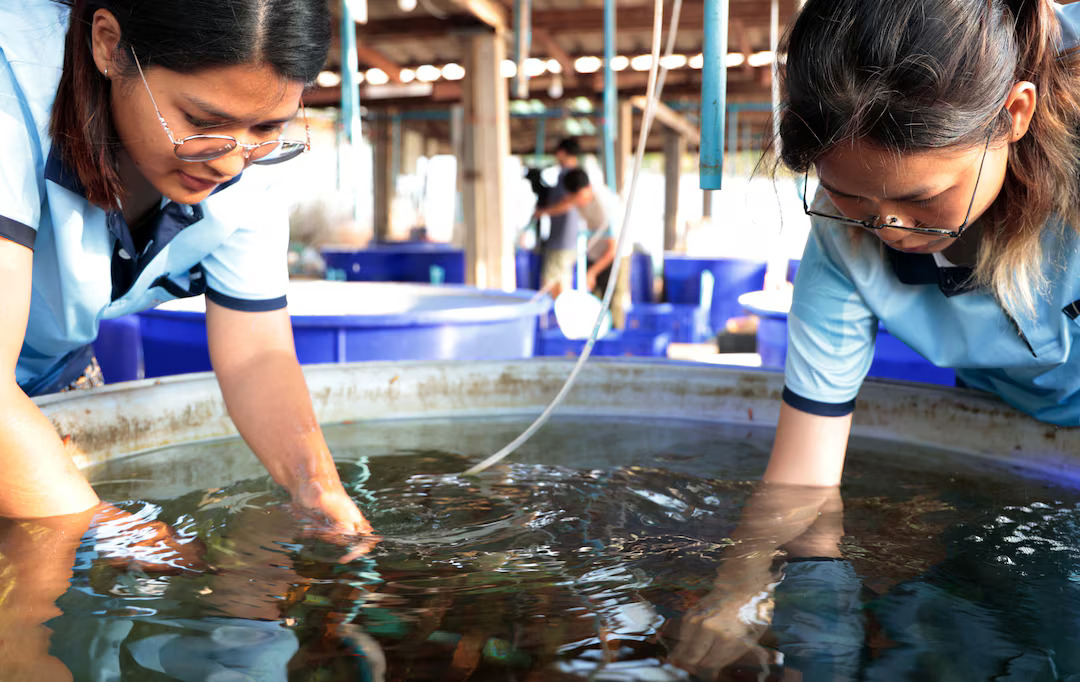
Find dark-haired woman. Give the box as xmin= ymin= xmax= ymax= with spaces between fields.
xmin=0 ymin=2 xmax=373 ymax=536
xmin=672 ymin=0 xmax=1080 ymax=676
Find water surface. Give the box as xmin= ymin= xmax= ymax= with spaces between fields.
xmin=33 ymin=416 xmax=1080 ymax=681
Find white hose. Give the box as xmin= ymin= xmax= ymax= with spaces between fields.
xmin=464 ymin=0 xmax=684 ymax=476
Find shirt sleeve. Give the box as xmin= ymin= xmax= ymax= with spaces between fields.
xmin=783 ymin=216 xmax=878 ymax=416
xmin=0 ymin=53 xmax=44 ymax=250
xmin=200 ymin=176 xmax=289 ymax=312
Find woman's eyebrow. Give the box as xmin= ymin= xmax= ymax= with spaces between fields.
xmin=182 ymin=94 xmax=298 ymax=126
xmin=183 ymin=94 xmax=236 ymax=121
xmin=818 ymin=177 xmax=941 ymax=202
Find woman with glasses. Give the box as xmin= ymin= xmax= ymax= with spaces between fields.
xmin=0 ymin=2 xmax=373 ymax=539
xmin=672 ymin=0 xmax=1080 ymax=677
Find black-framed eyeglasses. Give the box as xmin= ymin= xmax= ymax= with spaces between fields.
xmin=802 ymin=127 xmax=994 ymax=239
xmin=131 ymin=50 xmax=311 ymax=165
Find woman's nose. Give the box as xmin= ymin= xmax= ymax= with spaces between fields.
xmin=873 ymin=214 xmax=912 ymax=242
xmin=204 ymin=146 xmax=252 ymax=178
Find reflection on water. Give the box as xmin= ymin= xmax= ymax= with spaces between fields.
xmin=3 ymin=417 xmax=1079 ymax=681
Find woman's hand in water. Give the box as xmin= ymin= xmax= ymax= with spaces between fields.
xmin=91 ymin=502 xmax=209 ymax=574
xmin=293 ymin=483 xmax=379 ymax=562
xmin=668 ymin=484 xmax=844 ymax=678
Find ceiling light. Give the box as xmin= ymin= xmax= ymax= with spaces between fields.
xmin=365 ymin=68 xmax=389 ymax=85
xmin=524 ymin=57 xmax=547 ymax=77
xmin=416 ymin=64 xmax=441 ymax=82
xmin=574 ymin=56 xmax=602 ymax=73
xmin=747 ymin=51 xmax=775 ymax=67
xmin=441 ymin=63 xmax=466 ymax=80
xmin=660 ymin=54 xmax=688 ymax=69
xmin=316 ymin=70 xmax=341 ymax=88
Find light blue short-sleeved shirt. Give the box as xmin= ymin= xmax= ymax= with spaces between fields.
xmin=784 ymin=2 xmax=1080 ymax=427
xmin=2 ymin=2 xmax=290 ymax=395
xmin=786 ymin=188 xmax=1080 ymax=426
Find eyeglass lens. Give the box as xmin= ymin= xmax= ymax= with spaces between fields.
xmin=175 ymin=139 xmax=308 ymax=164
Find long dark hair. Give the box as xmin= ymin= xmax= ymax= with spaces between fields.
xmin=49 ymin=0 xmax=331 ymax=211
xmin=779 ymin=0 xmax=1080 ymax=316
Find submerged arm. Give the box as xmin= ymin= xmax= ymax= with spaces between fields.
xmin=206 ymin=301 xmax=372 ymax=534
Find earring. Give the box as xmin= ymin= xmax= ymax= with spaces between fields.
xmin=103 ymin=67 xmax=109 ymax=79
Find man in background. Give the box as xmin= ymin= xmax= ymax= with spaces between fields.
xmin=533 ymin=138 xmax=615 ymax=299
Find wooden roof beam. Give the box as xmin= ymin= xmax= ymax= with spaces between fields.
xmin=629 ymin=96 xmax=700 ymax=146
xmin=355 ymin=41 xmax=404 ymax=83
xmin=532 ymin=28 xmax=578 ymax=88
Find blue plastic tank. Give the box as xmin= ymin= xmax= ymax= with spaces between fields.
xmin=663 ymin=255 xmax=767 ymax=334
xmin=138 ymin=281 xmax=552 ymax=378
xmin=93 ymin=315 xmax=143 ymax=383
xmin=739 ymin=289 xmax=955 ymax=386
xmin=322 ymin=243 xmax=466 ymax=285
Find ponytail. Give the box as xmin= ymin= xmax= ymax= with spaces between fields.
xmin=50 ymin=1 xmax=124 ymax=211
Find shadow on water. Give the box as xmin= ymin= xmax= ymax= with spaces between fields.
xmin=3 ymin=416 xmax=1079 ymax=680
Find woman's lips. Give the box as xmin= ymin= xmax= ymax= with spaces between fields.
xmin=177 ymin=170 xmax=219 ymax=193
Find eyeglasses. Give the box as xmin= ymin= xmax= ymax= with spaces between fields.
xmin=131 ymin=50 xmax=311 ymax=165
xmin=802 ymin=127 xmax=994 ymax=239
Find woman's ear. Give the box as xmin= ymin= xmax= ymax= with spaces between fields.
xmin=1004 ymin=81 xmax=1037 ymax=142
xmin=90 ymin=8 xmax=123 ymax=79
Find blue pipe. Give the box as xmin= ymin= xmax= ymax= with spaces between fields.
xmin=699 ymin=0 xmax=728 ymax=190
xmin=534 ymin=117 xmax=547 ymax=163
xmin=602 ymin=0 xmax=617 ymax=191
xmin=340 ymin=0 xmax=361 ymax=220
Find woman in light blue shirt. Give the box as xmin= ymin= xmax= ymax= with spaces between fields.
xmin=0 ymin=2 xmax=372 ymax=533
xmin=672 ymin=0 xmax=1080 ymax=676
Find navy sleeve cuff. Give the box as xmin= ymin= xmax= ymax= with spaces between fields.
xmin=206 ymin=288 xmax=287 ymax=312
xmin=782 ymin=386 xmax=856 ymax=417
xmin=0 ymin=215 xmax=35 ymax=250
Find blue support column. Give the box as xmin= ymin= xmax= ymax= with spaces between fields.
xmin=699 ymin=0 xmax=728 ymax=190
xmin=602 ymin=0 xmax=617 ymax=191
xmin=340 ymin=0 xmax=362 ymax=221
xmin=534 ymin=117 xmax=547 ymax=164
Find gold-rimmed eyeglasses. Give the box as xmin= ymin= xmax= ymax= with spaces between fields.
xmin=131 ymin=49 xmax=311 ymax=165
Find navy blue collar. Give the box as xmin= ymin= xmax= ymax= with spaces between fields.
xmin=886 ymin=248 xmax=977 ymax=297
xmin=44 ymin=144 xmax=86 ymax=196
xmin=45 ymin=145 xmax=245 ymax=301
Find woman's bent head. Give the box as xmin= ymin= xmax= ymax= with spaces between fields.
xmin=780 ymin=0 xmax=1080 ymax=315
xmin=49 ymin=0 xmax=331 ymax=209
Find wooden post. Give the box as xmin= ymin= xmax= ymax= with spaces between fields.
xmin=663 ymin=129 xmax=686 ymax=251
xmin=616 ymin=99 xmax=634 ymax=194
xmin=373 ymin=113 xmax=393 ymax=242
xmin=703 ymin=190 xmax=713 ymax=219
xmin=460 ymin=29 xmax=513 ymax=289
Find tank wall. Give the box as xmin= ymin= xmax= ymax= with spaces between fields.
xmin=34 ymin=360 xmax=1080 ymax=480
